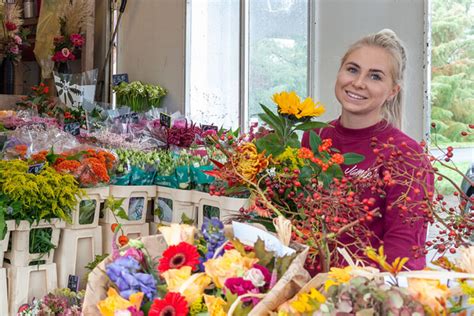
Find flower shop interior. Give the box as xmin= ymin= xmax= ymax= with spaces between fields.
xmin=0 ymin=0 xmax=473 ymax=315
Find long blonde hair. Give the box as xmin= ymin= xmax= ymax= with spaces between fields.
xmin=340 ymin=29 xmax=407 ymax=128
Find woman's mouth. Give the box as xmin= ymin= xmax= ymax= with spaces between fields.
xmin=345 ymin=90 xmax=367 ymax=100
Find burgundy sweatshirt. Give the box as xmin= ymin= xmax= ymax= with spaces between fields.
xmin=302 ymin=118 xmax=433 ymax=270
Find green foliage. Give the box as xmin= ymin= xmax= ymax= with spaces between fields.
xmin=434 ymin=161 xmax=471 ymax=195
xmin=430 ymin=0 xmax=474 ymax=146
xmin=0 ymin=160 xmax=82 ymax=223
xmin=112 ymin=81 xmax=167 ymax=112
xmin=104 ymin=196 xmax=128 ymax=221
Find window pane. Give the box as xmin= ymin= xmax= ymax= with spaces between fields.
xmin=248 ymin=0 xmax=309 ymax=123
xmin=187 ymin=0 xmax=240 ymax=129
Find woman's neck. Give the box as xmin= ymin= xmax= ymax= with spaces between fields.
xmin=340 ymin=112 xmax=383 ymax=129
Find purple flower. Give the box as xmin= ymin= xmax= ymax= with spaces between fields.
xmin=224 ymin=277 xmax=260 ymax=305
xmin=106 ymin=257 xmax=157 ymax=300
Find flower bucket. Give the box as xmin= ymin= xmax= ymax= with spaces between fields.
xmin=0 ymin=268 xmax=8 ymax=316
xmin=82 ymin=226 xmax=310 ymax=315
xmin=102 ymin=185 xmax=156 ymax=225
xmin=194 ymin=191 xmax=248 ymax=227
xmin=4 ymin=219 xmax=65 ymax=267
xmin=154 ymin=186 xmax=195 ymax=224
xmin=68 ymin=186 xmax=110 ymax=229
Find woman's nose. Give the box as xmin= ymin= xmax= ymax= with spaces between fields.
xmin=352 ymin=74 xmax=366 ymax=89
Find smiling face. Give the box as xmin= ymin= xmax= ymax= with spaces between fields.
xmin=335 ymin=45 xmax=400 ymax=128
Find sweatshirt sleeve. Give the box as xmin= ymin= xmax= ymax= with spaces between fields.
xmin=301 ymin=131 xmax=310 ymax=149
xmin=381 ymin=142 xmax=434 ymax=270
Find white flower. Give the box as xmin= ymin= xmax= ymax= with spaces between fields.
xmin=243 ymin=268 xmax=266 ymax=287
xmin=456 ymin=246 xmax=474 ymax=273
xmin=159 ymin=223 xmax=195 ymax=246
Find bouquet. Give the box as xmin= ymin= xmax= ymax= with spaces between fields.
xmin=51 ymin=0 xmax=92 ymax=70
xmin=113 ymin=81 xmax=167 ymax=112
xmin=0 ymin=3 xmax=29 ymax=63
xmin=84 ymin=219 xmax=310 ymax=315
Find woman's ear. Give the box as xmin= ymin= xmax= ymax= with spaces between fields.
xmin=389 ymin=84 xmax=401 ymax=100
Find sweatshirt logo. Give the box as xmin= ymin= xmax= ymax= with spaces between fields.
xmin=344 ymin=165 xmax=378 ymax=179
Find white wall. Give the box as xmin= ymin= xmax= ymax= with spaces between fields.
xmin=313 ymin=0 xmax=428 ymax=141
xmin=117 ymin=0 xmax=186 ymax=113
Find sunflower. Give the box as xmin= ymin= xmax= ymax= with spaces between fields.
xmin=158 ymin=242 xmax=200 ymax=273
xmin=149 ymin=292 xmax=189 ymax=316
xmin=272 ymin=91 xmax=325 ymax=120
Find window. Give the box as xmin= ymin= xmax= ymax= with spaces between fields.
xmin=186 ymin=0 xmax=310 ymax=130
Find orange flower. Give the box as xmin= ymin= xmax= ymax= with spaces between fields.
xmin=298 ymin=147 xmax=314 ymax=159
xmin=54 ymin=160 xmax=81 ymax=173
xmin=330 ymin=153 xmax=344 ymax=165
xmin=318 ymin=138 xmax=332 ymax=152
xmin=14 ymin=144 xmax=28 ymax=157
xmin=233 ymin=142 xmax=269 ymax=183
xmin=31 ymin=150 xmax=48 ymax=162
xmin=79 ymin=157 xmax=110 ymax=185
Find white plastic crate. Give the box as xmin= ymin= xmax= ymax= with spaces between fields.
xmin=4 ymin=219 xmax=65 ymax=267
xmin=68 ymin=186 xmax=110 ymax=229
xmin=101 ymin=185 xmax=157 ymax=225
xmin=0 ymin=220 xmax=14 ymax=268
xmin=101 ymin=222 xmax=149 ymax=254
xmin=194 ymin=192 xmax=248 ymax=227
xmin=0 ymin=268 xmax=7 ymax=316
xmin=154 ymin=186 xmax=195 ymax=224
xmin=7 ymin=262 xmax=58 ymax=315
xmin=55 ymin=226 xmax=102 ymax=289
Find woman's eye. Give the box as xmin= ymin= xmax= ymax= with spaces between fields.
xmin=347 ymin=67 xmax=357 ymax=73
xmin=370 ymin=73 xmax=382 ymax=81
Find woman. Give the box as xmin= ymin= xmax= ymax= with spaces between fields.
xmin=302 ymin=29 xmax=433 ymax=270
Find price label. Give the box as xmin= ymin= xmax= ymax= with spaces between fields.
xmin=112 ymin=73 xmax=129 ymax=86
xmin=201 ymin=124 xmax=218 ymax=132
xmin=160 ymin=112 xmax=171 ymax=128
xmin=118 ymin=112 xmax=139 ymax=123
xmin=28 ymin=163 xmax=45 ymax=175
xmin=64 ymin=121 xmax=81 ymax=136
xmin=67 ymin=274 xmax=80 ymax=292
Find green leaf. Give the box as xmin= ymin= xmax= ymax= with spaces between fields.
xmin=0 ymin=205 xmax=6 ymax=240
xmin=258 ymin=113 xmax=283 ymax=137
xmin=259 ymin=103 xmax=284 ymax=135
xmin=294 ymin=121 xmax=329 ymax=131
xmin=230 ymin=238 xmax=248 ymax=256
xmin=181 ymin=213 xmax=194 ymax=225
xmin=115 ymin=208 xmax=129 ymax=220
xmin=299 ymin=166 xmax=313 ymax=185
xmin=326 ymin=163 xmax=343 ymax=179
xmin=276 ymin=252 xmax=297 ymax=279
xmin=342 ymin=152 xmax=365 ymax=165
xmin=309 ymin=131 xmax=321 ymax=154
xmin=255 ymin=133 xmax=285 ymax=157
xmin=254 ymin=237 xmax=275 ymax=267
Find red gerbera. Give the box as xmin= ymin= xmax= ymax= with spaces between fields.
xmin=158 ymin=242 xmax=200 ymax=273
xmin=149 ymin=292 xmax=189 ymax=316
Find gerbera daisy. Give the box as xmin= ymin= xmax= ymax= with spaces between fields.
xmin=158 ymin=242 xmax=200 ymax=273
xmin=149 ymin=292 xmax=189 ymax=316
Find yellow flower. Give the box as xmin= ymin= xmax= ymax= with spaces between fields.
xmin=324 ymin=266 xmax=353 ymax=291
xmin=460 ymin=281 xmax=474 ymax=306
xmin=203 ymin=249 xmax=258 ymax=288
xmin=159 ymin=224 xmax=196 ymax=246
xmin=272 ymin=91 xmax=325 ymax=119
xmin=161 ymin=266 xmax=211 ymax=304
xmin=407 ymin=278 xmax=450 ymax=313
xmin=276 ymin=147 xmax=304 ymax=170
xmin=365 ymin=246 xmax=408 ymax=275
xmin=204 ymin=295 xmax=227 ymax=316
xmin=290 ymin=289 xmax=325 ymax=313
xmin=97 ymin=288 xmax=143 ymax=316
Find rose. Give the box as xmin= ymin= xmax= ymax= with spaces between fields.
xmin=9 ymin=45 xmax=19 ymax=55
xmin=70 ymin=33 xmax=85 ymax=47
xmin=5 ymin=21 xmax=17 ymax=31
xmin=61 ymin=48 xmax=71 ymax=58
xmin=243 ymin=268 xmax=266 ymax=287
xmin=14 ymin=35 xmax=22 ymax=45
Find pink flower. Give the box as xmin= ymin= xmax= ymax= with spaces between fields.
xmin=14 ymin=35 xmax=22 ymax=45
xmin=52 ymin=50 xmax=68 ymax=63
xmin=9 ymin=45 xmax=19 ymax=55
xmin=61 ymin=48 xmax=71 ymax=58
xmin=252 ymin=264 xmax=271 ymax=287
xmin=224 ymin=277 xmax=260 ymax=304
xmin=70 ymin=33 xmax=85 ymax=47
xmin=122 ymin=248 xmax=145 ymax=264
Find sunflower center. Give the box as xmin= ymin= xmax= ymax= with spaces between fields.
xmin=169 ymin=253 xmax=186 ymax=268
xmin=160 ymin=306 xmax=176 ymax=316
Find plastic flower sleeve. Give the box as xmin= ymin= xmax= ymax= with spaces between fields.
xmin=53 ymin=69 xmax=98 ymax=108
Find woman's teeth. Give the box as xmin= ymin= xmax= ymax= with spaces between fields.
xmin=346 ymin=91 xmax=366 ymax=100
